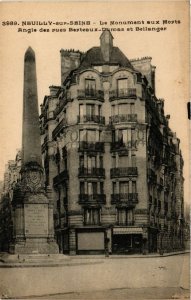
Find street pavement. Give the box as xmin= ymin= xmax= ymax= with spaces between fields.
xmin=0 ymin=253 xmax=189 ymax=299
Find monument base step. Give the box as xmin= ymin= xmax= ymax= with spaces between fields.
xmin=0 ymin=253 xmax=69 ymax=264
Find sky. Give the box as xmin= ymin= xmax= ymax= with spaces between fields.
xmin=0 ymin=2 xmax=189 ymax=203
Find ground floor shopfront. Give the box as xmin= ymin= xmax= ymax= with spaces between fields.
xmin=55 ymin=226 xmax=150 ymax=255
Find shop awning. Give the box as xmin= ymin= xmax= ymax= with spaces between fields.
xmin=113 ymin=227 xmax=143 ymax=234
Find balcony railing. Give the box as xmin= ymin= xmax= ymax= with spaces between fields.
xmin=79 ymin=167 xmax=105 ymax=177
xmin=111 ymin=193 xmax=138 ymax=205
xmin=79 ymin=141 xmax=104 ymax=152
xmin=110 ymin=167 xmax=138 ymax=178
xmin=109 ymin=88 xmax=136 ymax=100
xmin=53 ymin=170 xmax=69 ymax=186
xmin=110 ymin=142 xmax=129 ymax=153
xmin=77 ymin=89 xmax=104 ymax=101
xmin=52 ymin=118 xmax=67 ymax=140
xmin=77 ymin=115 xmax=105 ymax=125
xmin=109 ymin=114 xmax=137 ymax=124
xmin=79 ymin=194 xmax=106 ymax=205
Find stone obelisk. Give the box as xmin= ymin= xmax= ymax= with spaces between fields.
xmin=11 ymin=47 xmax=59 ymax=254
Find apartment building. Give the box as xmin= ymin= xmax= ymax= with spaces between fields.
xmin=39 ymin=30 xmax=184 ymax=255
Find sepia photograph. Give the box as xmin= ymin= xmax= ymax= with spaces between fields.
xmin=0 ymin=1 xmax=190 ymax=299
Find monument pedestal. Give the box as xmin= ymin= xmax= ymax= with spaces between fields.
xmin=11 ymin=163 xmax=59 ymax=254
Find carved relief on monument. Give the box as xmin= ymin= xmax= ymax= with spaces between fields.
xmin=21 ymin=162 xmax=45 ymax=194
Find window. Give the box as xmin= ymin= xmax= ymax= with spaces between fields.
xmin=119 ymin=156 xmax=128 ymax=168
xmin=87 ymin=182 xmax=97 ymax=195
xmin=112 ymin=156 xmax=117 ymax=168
xmin=98 ymin=105 xmax=102 ymax=117
xmin=87 ymin=130 xmax=96 ymax=142
xmin=118 ymin=103 xmax=129 ymax=115
xmin=79 ymin=104 xmax=84 ymax=120
xmin=131 ymin=155 xmax=136 ymax=167
xmin=118 ymin=129 xmax=131 ymax=144
xmin=79 ymin=130 xmax=86 ymax=142
xmin=119 ymin=181 xmax=129 ymax=194
xmin=79 ymin=156 xmax=84 ymax=168
xmin=132 ymin=181 xmax=137 ymax=193
xmin=117 ymin=78 xmax=128 ymax=96
xmin=84 ymin=208 xmax=100 ymax=225
xmin=117 ymin=208 xmax=134 ymax=225
xmin=87 ymin=156 xmax=96 ymax=169
xmin=112 ymin=182 xmax=117 ymax=194
xmin=85 ymin=79 xmax=96 ymax=96
xmin=100 ymin=182 xmax=104 ymax=194
xmin=99 ymin=156 xmax=103 ymax=168
xmin=80 ymin=182 xmax=85 ymax=194
xmin=86 ymin=104 xmax=95 ymax=118
xmin=130 ymin=103 xmax=135 ymax=114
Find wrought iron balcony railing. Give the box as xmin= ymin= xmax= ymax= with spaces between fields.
xmin=110 ymin=167 xmax=138 ymax=178
xmin=109 ymin=114 xmax=137 ymax=124
xmin=53 ymin=170 xmax=69 ymax=186
xmin=77 ymin=115 xmax=105 ymax=125
xmin=79 ymin=141 xmax=104 ymax=152
xmin=110 ymin=142 xmax=129 ymax=153
xmin=52 ymin=118 xmax=67 ymax=140
xmin=109 ymin=88 xmax=136 ymax=100
xmin=77 ymin=89 xmax=104 ymax=101
xmin=111 ymin=193 xmax=138 ymax=205
xmin=79 ymin=194 xmax=106 ymax=205
xmin=79 ymin=167 xmax=105 ymax=177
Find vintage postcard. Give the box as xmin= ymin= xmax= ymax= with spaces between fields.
xmin=0 ymin=1 xmax=190 ymax=299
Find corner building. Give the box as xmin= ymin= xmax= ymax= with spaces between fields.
xmin=40 ymin=31 xmax=184 ymax=255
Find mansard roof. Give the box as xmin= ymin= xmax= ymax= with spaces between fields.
xmin=77 ymin=46 xmax=135 ymax=71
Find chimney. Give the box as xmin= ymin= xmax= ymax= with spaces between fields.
xmin=100 ymin=30 xmax=113 ymax=62
xmin=60 ymin=50 xmax=81 ymax=85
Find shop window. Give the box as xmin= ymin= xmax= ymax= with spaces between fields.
xmin=85 ymin=79 xmax=96 ymax=96
xmin=117 ymin=208 xmax=134 ymax=225
xmin=84 ymin=208 xmax=101 ymax=225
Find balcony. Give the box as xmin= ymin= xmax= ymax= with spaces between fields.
xmin=52 ymin=118 xmax=67 ymax=140
xmin=79 ymin=141 xmax=104 ymax=152
xmin=110 ymin=167 xmax=138 ymax=178
xmin=79 ymin=194 xmax=106 ymax=205
xmin=79 ymin=167 xmax=105 ymax=178
xmin=109 ymin=114 xmax=137 ymax=124
xmin=109 ymin=88 xmax=136 ymax=100
xmin=110 ymin=142 xmax=129 ymax=154
xmin=77 ymin=115 xmax=105 ymax=125
xmin=77 ymin=89 xmax=104 ymax=101
xmin=53 ymin=170 xmax=69 ymax=186
xmin=111 ymin=193 xmax=138 ymax=206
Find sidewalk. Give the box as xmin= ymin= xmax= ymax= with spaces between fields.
xmin=0 ymin=250 xmax=189 ymax=268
